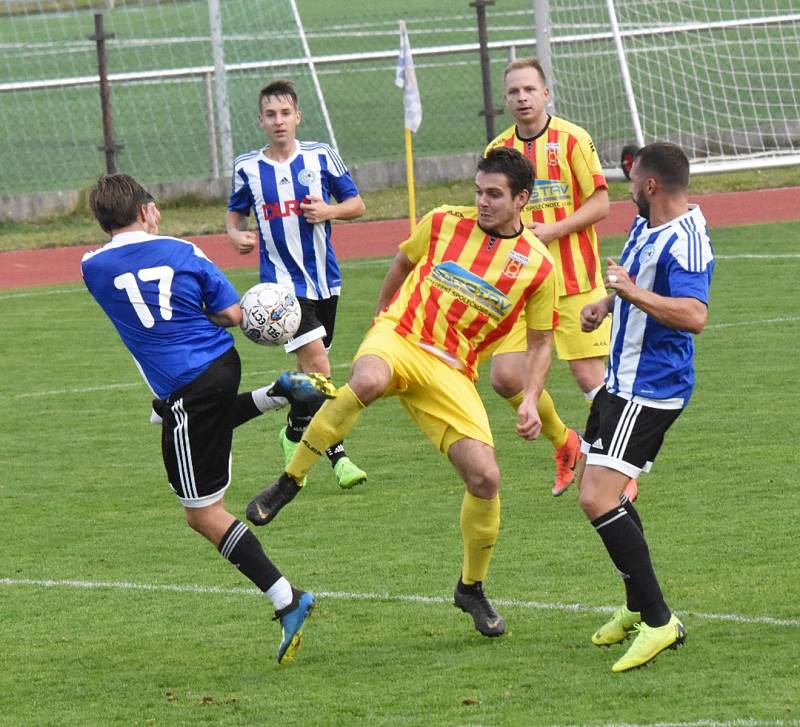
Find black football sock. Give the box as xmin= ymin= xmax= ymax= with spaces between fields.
xmin=286 ymin=401 xmax=312 ymax=443
xmin=232 ymin=392 xmax=262 ymax=428
xmin=218 ymin=520 xmax=282 ymax=592
xmin=591 ymin=506 xmax=670 ymax=626
xmin=622 ymin=498 xmax=644 ymax=533
xmin=325 ymin=441 xmax=347 ymax=466
xmin=618 ymin=499 xmax=644 ymax=611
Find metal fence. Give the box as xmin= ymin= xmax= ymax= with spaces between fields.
xmin=0 ymin=0 xmax=535 ymax=196
xmin=1 ymin=0 xmax=798 ymax=198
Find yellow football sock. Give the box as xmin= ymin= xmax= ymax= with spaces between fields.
xmin=460 ymin=491 xmax=500 ymax=585
xmin=505 ymin=388 xmax=568 ymax=449
xmin=287 ymin=384 xmax=365 ymax=484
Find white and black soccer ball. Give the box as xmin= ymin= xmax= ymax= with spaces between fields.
xmin=239 ymin=282 xmax=301 ymax=346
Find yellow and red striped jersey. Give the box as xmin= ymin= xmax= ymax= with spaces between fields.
xmin=486 ymin=116 xmax=607 ymax=297
xmin=379 ymin=206 xmax=557 ymax=381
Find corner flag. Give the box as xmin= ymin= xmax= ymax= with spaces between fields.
xmin=395 ymin=21 xmax=420 ymax=230
xmin=395 ymin=21 xmax=421 ymax=133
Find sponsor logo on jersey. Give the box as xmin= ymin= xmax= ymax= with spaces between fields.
xmin=279 ymin=176 xmax=291 ymax=185
xmin=262 ymin=199 xmax=303 ymax=221
xmin=430 ymin=260 xmax=511 ymax=320
xmin=528 ymin=179 xmax=570 ymax=208
xmin=486 ymin=236 xmax=498 ymax=251
xmin=297 ymin=168 xmax=316 ymax=186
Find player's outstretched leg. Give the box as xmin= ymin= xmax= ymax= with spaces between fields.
xmin=246 ymin=472 xmax=302 ymax=526
xmin=275 ymin=588 xmax=316 ymax=664
xmin=611 ymin=615 xmax=686 ymax=672
xmin=453 ymin=579 xmax=506 ymax=637
xmin=270 ymin=371 xmax=337 ymax=405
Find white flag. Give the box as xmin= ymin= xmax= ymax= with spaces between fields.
xmin=395 ymin=21 xmax=422 ymax=133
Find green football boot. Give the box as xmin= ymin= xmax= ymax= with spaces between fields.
xmin=592 ymin=605 xmax=641 ymax=646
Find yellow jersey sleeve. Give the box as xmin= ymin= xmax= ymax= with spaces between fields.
xmin=399 ymin=210 xmax=436 ymax=263
xmin=569 ymin=126 xmax=607 ymax=201
xmin=524 ymin=262 xmax=558 ymax=330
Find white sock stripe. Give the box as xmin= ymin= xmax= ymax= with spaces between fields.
xmin=220 ymin=521 xmax=248 ymax=559
xmin=593 ymin=508 xmax=628 ymax=530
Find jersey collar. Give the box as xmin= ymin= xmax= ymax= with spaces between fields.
xmin=260 ymin=140 xmax=301 ymax=165
xmin=515 ymin=114 xmax=552 ymax=142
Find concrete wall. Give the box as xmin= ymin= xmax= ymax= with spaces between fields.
xmin=0 ymin=152 xmax=481 ymax=223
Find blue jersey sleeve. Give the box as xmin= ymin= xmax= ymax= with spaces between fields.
xmin=228 ymin=166 xmax=255 ymax=214
xmin=324 ymin=146 xmax=359 ymax=202
xmin=194 ymin=252 xmax=241 ymax=314
xmin=666 ymin=241 xmax=714 ymax=305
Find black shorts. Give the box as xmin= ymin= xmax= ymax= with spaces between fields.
xmin=161 ymin=346 xmax=240 ymax=507
xmin=581 ymin=387 xmax=682 ymax=479
xmin=284 ymin=295 xmax=339 ymax=353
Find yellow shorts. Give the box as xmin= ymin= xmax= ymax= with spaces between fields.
xmin=492 ymin=286 xmax=610 ymax=361
xmin=355 ymin=321 xmax=493 ymax=454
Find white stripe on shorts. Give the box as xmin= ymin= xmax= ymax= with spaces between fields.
xmin=608 ymin=400 xmax=641 ymax=461
xmin=171 ymin=398 xmax=197 ymax=500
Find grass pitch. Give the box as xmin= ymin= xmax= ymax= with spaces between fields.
xmin=1 ymin=221 xmax=798 ymax=726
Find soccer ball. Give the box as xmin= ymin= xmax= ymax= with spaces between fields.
xmin=239 ymin=283 xmax=301 ymax=346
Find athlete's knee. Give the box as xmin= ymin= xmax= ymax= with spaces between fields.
xmin=570 ymin=357 xmax=606 ymax=393
xmin=490 ymin=354 xmax=525 ymax=398
xmin=463 ymin=462 xmax=501 ymax=499
xmin=577 ymin=473 xmax=615 ymax=519
xmin=184 ymin=507 xmax=211 ymax=536
xmin=348 ymin=357 xmax=391 ymax=405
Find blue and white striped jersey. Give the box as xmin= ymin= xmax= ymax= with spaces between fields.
xmin=81 ymin=231 xmax=240 ymax=399
xmin=606 ymin=205 xmax=714 ymax=408
xmin=228 ymin=140 xmax=360 ymax=300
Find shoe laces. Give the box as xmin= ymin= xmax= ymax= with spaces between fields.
xmin=465 ymin=583 xmax=498 ymax=615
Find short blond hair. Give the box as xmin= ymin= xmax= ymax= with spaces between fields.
xmin=503 ymin=58 xmax=547 ymax=84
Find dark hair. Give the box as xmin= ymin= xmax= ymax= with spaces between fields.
xmin=89 ymin=174 xmax=152 ymax=233
xmin=259 ymin=79 xmax=298 ymax=112
xmin=477 ymin=147 xmax=536 ymax=197
xmin=634 ymin=142 xmax=690 ymax=192
xmin=503 ymin=57 xmax=547 ymax=84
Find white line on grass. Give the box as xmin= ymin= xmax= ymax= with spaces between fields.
xmin=716 ymin=253 xmax=800 ymax=260
xmin=1 ymin=578 xmax=797 ymax=628
xmin=705 ymin=316 xmax=800 ymax=331
xmin=10 ymin=363 xmax=353 ymax=400
xmin=572 ymin=721 xmax=800 ymax=727
xmin=13 ymin=382 xmax=142 ymax=399
xmin=0 ymin=286 xmax=84 ymax=301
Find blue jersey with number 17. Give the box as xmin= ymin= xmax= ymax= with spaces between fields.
xmin=81 ymin=231 xmax=240 ymax=399
xmin=228 ymin=140 xmax=359 ymax=300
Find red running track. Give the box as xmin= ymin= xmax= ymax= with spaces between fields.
xmin=1 ymin=186 xmax=797 ymax=290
